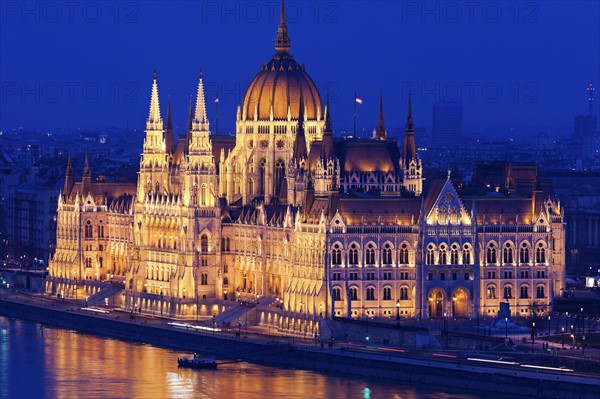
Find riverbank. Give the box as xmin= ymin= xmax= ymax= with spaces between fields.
xmin=0 ymin=292 xmax=598 ymax=399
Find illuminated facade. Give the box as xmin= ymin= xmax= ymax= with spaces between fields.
xmin=48 ymin=1 xmax=565 ymax=327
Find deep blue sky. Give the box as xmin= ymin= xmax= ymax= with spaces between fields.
xmin=1 ymin=1 xmax=599 ymax=136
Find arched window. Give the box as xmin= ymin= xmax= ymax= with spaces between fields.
xmin=200 ymin=184 xmax=207 ymax=205
xmin=399 ymin=243 xmax=409 ymax=264
xmin=439 ymin=244 xmax=447 ymax=265
xmin=383 ymin=243 xmax=393 ymax=265
xmin=520 ymin=285 xmax=529 ymax=299
xmin=98 ymin=257 xmax=103 ymax=268
xmin=332 ymin=243 xmax=342 ymax=265
xmin=450 ymin=244 xmax=459 ymax=265
xmin=201 ymin=273 xmax=208 ymax=285
xmin=383 ymin=287 xmax=391 ymax=300
xmin=258 ymin=159 xmax=266 ymax=195
xmin=400 ymin=287 xmax=409 ymax=300
xmin=503 ymin=243 xmax=514 ymax=264
xmin=223 ymin=277 xmax=229 ymax=286
xmin=349 ymin=244 xmax=359 ymax=265
xmin=535 ymin=243 xmax=546 ymax=263
xmin=365 ymin=243 xmax=375 ymax=265
xmin=350 ymin=287 xmax=358 ymax=301
xmin=426 ymin=244 xmax=435 ymax=265
xmin=487 ymin=285 xmax=496 ymax=299
xmin=536 ymin=285 xmax=545 ymax=299
xmin=85 ymin=257 xmax=92 ymax=268
xmin=155 ymin=181 xmax=160 ymax=194
xmin=487 ymin=244 xmax=497 ymax=264
xmin=275 ymin=159 xmax=285 ymax=196
xmin=84 ymin=220 xmax=93 ymax=238
xmin=201 ymin=234 xmax=209 ymax=253
xmin=503 ymin=285 xmax=512 ymax=299
xmin=333 ymin=287 xmax=341 ymax=301
xmin=462 ymin=245 xmax=471 ymax=265
xmin=366 ymin=287 xmax=375 ymax=300
xmin=519 ymin=242 xmax=530 ymax=264
xmin=223 ymin=263 xmax=228 ymax=273
xmin=248 ymin=178 xmax=254 ymax=194
xmin=98 ymin=222 xmax=104 ymax=238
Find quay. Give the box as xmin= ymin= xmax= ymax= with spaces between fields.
xmin=0 ymin=291 xmax=598 ymax=399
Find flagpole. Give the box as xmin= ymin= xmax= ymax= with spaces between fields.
xmin=215 ymin=97 xmax=219 ymax=135
xmin=354 ymin=92 xmax=357 ymax=138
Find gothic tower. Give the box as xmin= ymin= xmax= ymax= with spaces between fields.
xmin=401 ymin=96 xmax=423 ymax=195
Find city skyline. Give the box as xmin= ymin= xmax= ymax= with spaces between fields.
xmin=1 ymin=1 xmax=599 ymax=134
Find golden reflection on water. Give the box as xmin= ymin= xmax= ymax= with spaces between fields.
xmin=1 ymin=318 xmax=488 ymax=399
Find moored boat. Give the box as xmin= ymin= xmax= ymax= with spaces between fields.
xmin=177 ymin=354 xmax=218 ymax=370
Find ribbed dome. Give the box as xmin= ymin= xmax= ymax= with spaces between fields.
xmin=241 ymin=1 xmax=322 ymax=121
xmin=242 ymin=55 xmax=322 ymax=121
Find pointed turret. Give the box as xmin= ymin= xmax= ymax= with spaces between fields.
xmin=81 ymin=151 xmax=92 ymax=195
xmin=164 ymin=96 xmax=175 ymax=154
xmin=292 ymin=92 xmax=307 ymax=162
xmin=193 ymin=69 xmax=209 ymax=131
xmin=321 ymin=92 xmax=334 ymax=160
xmin=185 ymin=95 xmax=193 ymax=155
xmin=401 ymin=95 xmax=417 ymax=169
xmin=274 ymin=0 xmax=291 ymax=54
xmin=146 ymin=69 xmax=162 ymax=131
xmin=375 ymin=93 xmax=386 ymax=140
xmin=63 ymin=153 xmax=74 ymax=197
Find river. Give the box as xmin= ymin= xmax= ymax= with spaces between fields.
xmin=0 ymin=316 xmax=494 ymax=399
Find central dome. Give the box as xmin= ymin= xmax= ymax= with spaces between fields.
xmin=241 ymin=1 xmax=322 ymax=121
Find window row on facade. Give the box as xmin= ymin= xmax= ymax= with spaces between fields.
xmin=332 ymin=286 xmax=412 ymax=301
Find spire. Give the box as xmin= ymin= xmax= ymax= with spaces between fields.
xmin=83 ymin=151 xmax=90 ymax=177
xmin=321 ymin=92 xmax=334 ymax=160
xmin=185 ymin=95 xmax=193 ymax=155
xmin=146 ymin=69 xmax=162 ymax=128
xmin=401 ymin=95 xmax=417 ymax=169
xmin=375 ymin=92 xmax=386 ymax=140
xmin=66 ymin=152 xmax=73 ymax=176
xmin=63 ymin=153 xmax=74 ymax=196
xmin=274 ymin=0 xmax=291 ymax=54
xmin=81 ymin=151 xmax=92 ymax=195
xmin=193 ymin=69 xmax=209 ymax=131
xmin=164 ymin=95 xmax=175 ymax=153
xmin=293 ymin=92 xmax=307 ymax=161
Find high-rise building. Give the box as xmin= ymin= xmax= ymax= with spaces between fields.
xmin=574 ymin=83 xmax=598 ymax=138
xmin=47 ymin=1 xmax=564 ymax=334
xmin=432 ymin=101 xmax=462 ymax=148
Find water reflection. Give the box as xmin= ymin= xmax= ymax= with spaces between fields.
xmin=1 ymin=317 xmax=490 ymax=399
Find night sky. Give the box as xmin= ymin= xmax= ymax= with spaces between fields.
xmin=1 ymin=1 xmax=598 ymax=136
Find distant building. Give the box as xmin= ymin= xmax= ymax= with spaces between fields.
xmin=573 ymin=83 xmax=598 ymax=138
xmin=6 ymin=179 xmax=60 ymax=267
xmin=432 ymin=101 xmax=462 ymax=148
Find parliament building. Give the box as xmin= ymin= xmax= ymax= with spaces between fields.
xmin=48 ymin=2 xmax=565 ymax=330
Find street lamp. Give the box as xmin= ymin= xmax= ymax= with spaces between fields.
xmin=160 ymin=285 xmax=163 ymax=317
xmin=320 ymin=303 xmax=323 ymax=317
xmin=531 ymin=322 xmax=535 ymax=352
xmin=548 ymin=315 xmax=551 ymax=336
xmin=570 ymin=333 xmax=575 ymax=349
xmin=505 ymin=317 xmax=508 ymax=341
xmin=396 ymin=300 xmax=400 ymax=321
xmin=561 ymin=327 xmax=565 ymax=349
xmin=444 ymin=312 xmax=448 ymax=349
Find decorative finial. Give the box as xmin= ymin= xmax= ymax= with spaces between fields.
xmin=275 ymin=0 xmax=291 ymax=54
xmin=200 ymin=68 xmax=203 ymax=80
xmin=153 ymin=68 xmax=157 ymax=80
xmin=447 ymin=169 xmax=451 ymax=179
